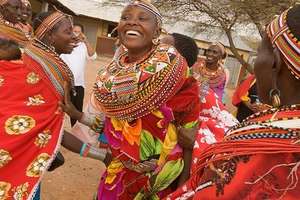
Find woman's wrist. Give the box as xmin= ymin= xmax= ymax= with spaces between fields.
xmin=79 ymin=112 xmax=92 ymax=127
xmin=80 ymin=143 xmax=108 ymax=162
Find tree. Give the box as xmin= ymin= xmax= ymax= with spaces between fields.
xmin=229 ymin=0 xmax=296 ymax=37
xmin=102 ymin=0 xmax=296 ymax=73
xmin=154 ymin=0 xmax=296 ymax=73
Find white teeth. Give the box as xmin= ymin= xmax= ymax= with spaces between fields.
xmin=126 ymin=30 xmax=141 ymax=36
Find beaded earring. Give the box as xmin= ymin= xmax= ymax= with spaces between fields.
xmin=269 ymin=88 xmax=281 ymax=107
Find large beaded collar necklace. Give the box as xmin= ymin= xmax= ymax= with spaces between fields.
xmin=226 ymin=104 xmax=300 ymax=141
xmin=94 ymin=44 xmax=187 ymax=121
xmin=24 ymin=38 xmax=75 ymax=97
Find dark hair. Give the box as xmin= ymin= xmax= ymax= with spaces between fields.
xmin=0 ymin=38 xmax=22 ymax=60
xmin=32 ymin=11 xmax=60 ymax=34
xmin=172 ymin=33 xmax=199 ymax=67
xmin=74 ymin=23 xmax=84 ymax=33
xmin=287 ymin=5 xmax=300 ymax=41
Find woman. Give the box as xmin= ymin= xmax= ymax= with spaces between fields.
xmin=61 ymin=1 xmax=200 ymax=199
xmin=0 ymin=7 xmax=88 ymax=199
xmin=166 ymin=5 xmax=300 ymax=200
xmin=193 ymin=42 xmax=229 ymax=102
xmin=0 ymin=8 xmax=75 ymax=199
xmin=161 ymin=33 xmax=238 ymax=179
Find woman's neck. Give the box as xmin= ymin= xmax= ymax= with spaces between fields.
xmin=206 ymin=61 xmax=219 ymax=70
xmin=278 ymin=71 xmax=300 ymax=106
xmin=127 ymin=45 xmax=153 ymax=63
xmin=40 ymin=38 xmax=61 ymax=55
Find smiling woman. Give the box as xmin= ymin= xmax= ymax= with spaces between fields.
xmin=60 ymin=0 xmax=201 ymax=199
xmin=0 ymin=0 xmax=22 ymax=24
xmin=0 ymin=5 xmax=79 ymax=200
xmin=193 ymin=42 xmax=229 ymax=102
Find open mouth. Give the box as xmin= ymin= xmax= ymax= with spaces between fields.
xmin=125 ymin=30 xmax=142 ymax=37
xmin=206 ymin=56 xmax=215 ymax=61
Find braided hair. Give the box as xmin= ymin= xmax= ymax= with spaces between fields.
xmin=172 ymin=33 xmax=199 ymax=68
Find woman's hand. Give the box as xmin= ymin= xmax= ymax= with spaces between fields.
xmin=103 ymin=152 xmax=113 ymax=167
xmin=58 ymin=82 xmax=83 ymax=120
xmin=123 ymin=159 xmax=157 ymax=173
xmin=244 ymin=100 xmax=271 ymax=113
xmin=177 ymin=126 xmax=198 ymax=150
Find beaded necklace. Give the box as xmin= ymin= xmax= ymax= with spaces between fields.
xmin=198 ymin=62 xmax=226 ymax=88
xmin=24 ymin=38 xmax=75 ymax=96
xmin=109 ymin=45 xmax=157 ymax=99
xmin=225 ymin=104 xmax=300 ymax=141
xmin=94 ymin=44 xmax=187 ymax=121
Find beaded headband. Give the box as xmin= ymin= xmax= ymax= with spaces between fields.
xmin=35 ymin=11 xmax=71 ymax=40
xmin=0 ymin=0 xmax=8 ymax=6
xmin=267 ymin=8 xmax=300 ymax=80
xmin=128 ymin=0 xmax=162 ymax=27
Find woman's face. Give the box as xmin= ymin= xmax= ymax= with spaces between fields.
xmin=205 ymin=45 xmax=222 ymax=65
xmin=50 ymin=18 xmax=76 ymax=55
xmin=254 ymin=33 xmax=275 ymax=104
xmin=20 ymin=2 xmax=32 ymax=24
xmin=118 ymin=5 xmax=159 ymax=52
xmin=1 ymin=0 xmax=22 ymax=24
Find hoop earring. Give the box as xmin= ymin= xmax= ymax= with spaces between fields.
xmin=269 ymin=88 xmax=281 ymax=107
xmin=152 ymin=38 xmax=160 ymax=45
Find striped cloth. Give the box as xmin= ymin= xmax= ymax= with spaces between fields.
xmin=267 ymin=9 xmax=300 ymax=80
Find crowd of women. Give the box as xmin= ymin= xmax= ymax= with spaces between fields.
xmin=0 ymin=0 xmax=300 ymax=199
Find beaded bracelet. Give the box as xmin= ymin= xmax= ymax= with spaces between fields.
xmin=80 ymin=143 xmax=91 ymax=157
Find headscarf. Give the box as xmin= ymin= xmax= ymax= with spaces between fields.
xmin=128 ymin=0 xmax=162 ymax=27
xmin=35 ymin=11 xmax=72 ymax=40
xmin=267 ymin=8 xmax=300 ymax=80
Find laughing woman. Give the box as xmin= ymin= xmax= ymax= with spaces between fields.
xmin=193 ymin=42 xmax=229 ymax=103
xmin=166 ymin=5 xmax=300 ymax=200
xmin=0 ymin=6 xmax=79 ymax=199
xmin=61 ymin=0 xmax=200 ymax=199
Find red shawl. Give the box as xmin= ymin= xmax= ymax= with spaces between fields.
xmin=0 ymin=60 xmax=64 ymax=200
xmin=232 ymin=75 xmax=255 ymax=106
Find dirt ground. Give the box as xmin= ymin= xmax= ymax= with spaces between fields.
xmin=41 ymin=57 xmax=236 ymax=200
xmin=41 ymin=57 xmax=111 ymax=200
